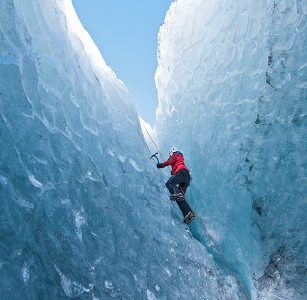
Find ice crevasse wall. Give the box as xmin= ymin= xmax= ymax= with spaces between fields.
xmin=155 ymin=0 xmax=307 ymax=299
xmin=0 ymin=0 xmax=250 ymax=299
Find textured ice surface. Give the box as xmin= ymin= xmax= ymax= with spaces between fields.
xmin=155 ymin=0 xmax=307 ymax=299
xmin=0 ymin=0 xmax=243 ymax=299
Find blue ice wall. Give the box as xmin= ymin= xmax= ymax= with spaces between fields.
xmin=155 ymin=0 xmax=307 ymax=299
xmin=0 ymin=0 xmax=245 ymax=299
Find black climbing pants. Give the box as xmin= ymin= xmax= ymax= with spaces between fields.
xmin=165 ymin=169 xmax=192 ymax=216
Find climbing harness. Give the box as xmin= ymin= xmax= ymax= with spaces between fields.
xmin=140 ymin=123 xmax=250 ymax=300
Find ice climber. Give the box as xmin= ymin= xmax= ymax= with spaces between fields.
xmin=157 ymin=147 xmax=195 ymax=224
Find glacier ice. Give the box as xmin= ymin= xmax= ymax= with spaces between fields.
xmin=0 ymin=0 xmax=246 ymax=299
xmin=155 ymin=0 xmax=307 ymax=299
xmin=1 ymin=0 xmax=306 ymax=298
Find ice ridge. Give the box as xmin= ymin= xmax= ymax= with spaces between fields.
xmin=155 ymin=0 xmax=307 ymax=299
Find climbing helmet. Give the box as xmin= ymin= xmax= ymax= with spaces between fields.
xmin=169 ymin=147 xmax=180 ymax=156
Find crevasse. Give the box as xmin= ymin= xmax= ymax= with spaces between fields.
xmin=0 ymin=0 xmax=244 ymax=299
xmin=1 ymin=0 xmax=306 ymax=298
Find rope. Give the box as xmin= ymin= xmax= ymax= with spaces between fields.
xmin=179 ymin=187 xmax=249 ymax=299
xmin=140 ymin=126 xmax=167 ymax=188
xmin=141 ymin=124 xmax=171 ymax=173
xmin=141 ymin=125 xmax=250 ymax=300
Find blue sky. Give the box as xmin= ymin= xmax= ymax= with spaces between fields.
xmin=71 ymin=0 xmax=174 ymax=127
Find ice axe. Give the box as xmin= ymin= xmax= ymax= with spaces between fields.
xmin=150 ymin=152 xmax=160 ymax=164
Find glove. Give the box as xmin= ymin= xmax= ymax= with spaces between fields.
xmin=157 ymin=163 xmax=162 ymax=168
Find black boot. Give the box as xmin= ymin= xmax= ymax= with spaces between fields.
xmin=169 ymin=193 xmax=184 ymax=201
xmin=184 ymin=211 xmax=195 ymax=224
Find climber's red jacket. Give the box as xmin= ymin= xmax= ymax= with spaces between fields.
xmin=161 ymin=152 xmax=189 ymax=175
